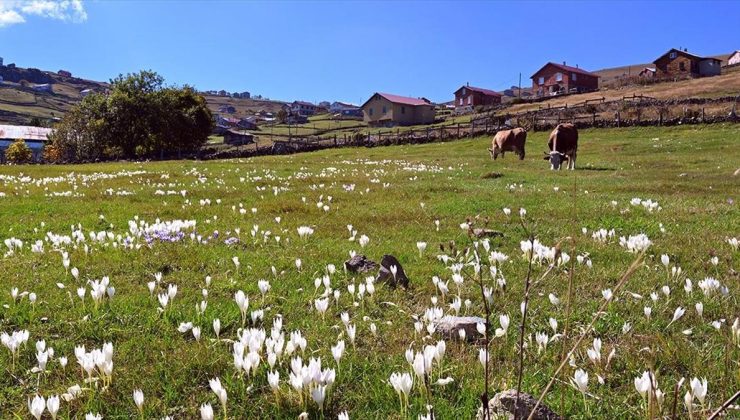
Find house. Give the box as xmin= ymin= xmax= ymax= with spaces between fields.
xmin=638 ymin=67 xmax=657 ymax=78
xmin=218 ymin=90 xmax=228 ymax=97
xmin=531 ymin=62 xmax=599 ymax=97
xmin=80 ymin=88 xmax=93 ymax=97
xmin=291 ymin=101 xmax=318 ymax=116
xmin=0 ymin=57 xmax=3 ymax=66
xmin=653 ymin=48 xmax=722 ymax=78
xmin=453 ymin=84 xmax=502 ymax=111
xmin=727 ymin=51 xmax=740 ymax=66
xmin=237 ymin=117 xmax=258 ymax=130
xmin=329 ymin=101 xmax=359 ymax=113
xmin=215 ymin=115 xmax=240 ymax=128
xmin=224 ymin=130 xmax=255 ymax=146
xmin=58 ymin=70 xmax=72 ymax=78
xmin=31 ymin=84 xmax=53 ymax=93
xmin=0 ymin=124 xmax=53 ymax=163
xmin=286 ymin=114 xmax=308 ymax=124
xmin=360 ymin=92 xmax=435 ymax=127
xmin=218 ymin=105 xmax=236 ymax=114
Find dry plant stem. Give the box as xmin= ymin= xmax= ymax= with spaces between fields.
xmin=708 ymin=389 xmax=740 ymax=419
xmin=526 ymin=251 xmax=646 ymax=420
xmin=670 ymin=378 xmax=682 ymax=420
xmin=515 ymin=234 xmax=536 ymax=419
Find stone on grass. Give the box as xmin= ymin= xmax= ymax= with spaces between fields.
xmin=476 ymin=389 xmax=562 ymax=420
xmin=376 ymin=254 xmax=409 ymax=287
xmin=344 ymin=255 xmax=378 ymax=274
xmin=436 ymin=315 xmax=485 ymax=342
xmin=473 ymin=228 xmax=504 ymax=239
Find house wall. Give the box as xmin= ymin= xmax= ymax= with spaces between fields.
xmin=531 ymin=65 xmax=598 ymax=95
xmin=454 ymin=90 xmax=501 ymax=108
xmin=655 ymin=53 xmax=699 ymax=77
xmin=699 ymin=60 xmax=721 ymax=76
xmin=362 ymin=95 xmax=435 ymax=126
xmin=729 ymin=53 xmax=740 ymax=66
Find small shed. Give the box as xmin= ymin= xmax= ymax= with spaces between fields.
xmin=224 ymin=130 xmax=255 ymax=146
xmin=0 ymin=124 xmax=53 ymax=163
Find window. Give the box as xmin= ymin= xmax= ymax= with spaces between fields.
xmin=556 ymin=72 xmax=562 ymax=82
xmin=670 ymin=51 xmax=677 ymax=59
xmin=369 ymin=108 xmax=373 ymax=116
xmin=467 ymin=96 xmax=472 ymax=105
xmin=538 ymin=76 xmax=544 ymax=85
xmin=382 ymin=106 xmax=387 ymax=114
xmin=459 ymin=97 xmax=463 ymax=105
xmin=679 ymin=62 xmax=685 ymax=71
xmin=401 ymin=106 xmax=406 ymax=114
xmin=572 ymin=73 xmax=577 ymax=81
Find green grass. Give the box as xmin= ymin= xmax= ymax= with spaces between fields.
xmin=0 ymin=124 xmax=738 ymax=418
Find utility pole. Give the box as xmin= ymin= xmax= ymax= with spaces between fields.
xmin=518 ymin=72 xmax=522 ymax=99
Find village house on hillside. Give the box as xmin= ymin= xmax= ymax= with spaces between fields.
xmin=727 ymin=51 xmax=740 ymax=66
xmin=329 ymin=101 xmax=359 ymax=113
xmin=0 ymin=124 xmax=52 ymax=163
xmin=531 ymin=62 xmax=599 ymax=97
xmin=361 ymin=93 xmax=435 ymax=127
xmin=653 ymin=48 xmax=721 ymax=78
xmin=453 ymin=84 xmax=501 ymax=112
xmin=291 ymin=101 xmax=318 ymax=116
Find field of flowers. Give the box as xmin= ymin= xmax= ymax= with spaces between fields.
xmin=0 ymin=124 xmax=738 ymax=419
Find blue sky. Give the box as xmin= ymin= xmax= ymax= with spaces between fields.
xmin=1 ymin=1 xmax=739 ymax=104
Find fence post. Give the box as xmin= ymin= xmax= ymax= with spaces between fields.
xmin=439 ymin=126 xmax=443 ymax=140
xmin=702 ymin=107 xmax=705 ymax=122
xmin=457 ymin=123 xmax=460 ymax=138
xmin=592 ymin=112 xmax=596 ymax=126
xmin=334 ymin=134 xmax=337 ymax=146
xmin=426 ymin=127 xmax=430 ymax=141
xmin=617 ymin=112 xmax=621 ymax=128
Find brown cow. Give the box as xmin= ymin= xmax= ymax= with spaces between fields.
xmin=488 ymin=127 xmax=527 ymax=160
xmin=543 ymin=123 xmax=578 ymax=170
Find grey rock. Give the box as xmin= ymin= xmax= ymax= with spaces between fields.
xmin=376 ymin=254 xmax=409 ymax=287
xmin=344 ymin=255 xmax=378 ymax=274
xmin=473 ymin=228 xmax=504 ymax=239
xmin=436 ymin=315 xmax=486 ymax=341
xmin=476 ymin=389 xmax=562 ymax=420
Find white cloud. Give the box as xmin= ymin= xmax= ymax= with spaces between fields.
xmin=0 ymin=8 xmax=25 ymax=26
xmin=0 ymin=0 xmax=86 ymax=27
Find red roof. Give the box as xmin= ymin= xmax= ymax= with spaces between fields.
xmin=373 ymin=93 xmax=432 ymax=106
xmin=530 ymin=62 xmax=599 ymax=79
xmin=454 ymin=85 xmax=501 ymax=97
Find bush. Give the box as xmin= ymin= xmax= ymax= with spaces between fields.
xmin=5 ymin=139 xmax=33 ymax=163
xmin=42 ymin=144 xmax=62 ymax=163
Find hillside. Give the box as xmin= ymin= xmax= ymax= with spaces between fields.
xmin=0 ymin=65 xmax=287 ymax=125
xmin=594 ymin=53 xmax=732 ymax=86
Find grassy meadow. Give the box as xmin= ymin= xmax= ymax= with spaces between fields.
xmin=0 ymin=124 xmax=738 ymax=419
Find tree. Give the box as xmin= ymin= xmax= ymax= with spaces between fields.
xmin=5 ymin=139 xmax=33 ymax=163
xmin=49 ymin=70 xmax=213 ymax=162
xmin=276 ymin=109 xmax=288 ymax=124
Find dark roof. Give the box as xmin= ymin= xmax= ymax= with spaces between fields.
xmin=530 ymin=62 xmax=599 ymax=79
xmin=361 ymin=92 xmax=432 ymax=108
xmin=454 ymin=85 xmax=502 ymax=97
xmin=292 ymin=101 xmax=316 ymax=107
xmin=653 ymin=48 xmax=721 ymax=64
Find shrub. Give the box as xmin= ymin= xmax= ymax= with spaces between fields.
xmin=42 ymin=144 xmax=62 ymax=163
xmin=5 ymin=139 xmax=33 ymax=164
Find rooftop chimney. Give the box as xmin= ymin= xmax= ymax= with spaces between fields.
xmin=563 ymin=61 xmax=566 ymax=66
xmin=466 ymin=82 xmax=469 ymax=86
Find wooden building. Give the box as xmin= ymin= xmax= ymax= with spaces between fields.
xmin=653 ymin=48 xmax=721 ymax=78
xmin=223 ymin=130 xmax=255 ymax=146
xmin=531 ymin=62 xmax=599 ymax=97
xmin=453 ymin=84 xmax=501 ymax=111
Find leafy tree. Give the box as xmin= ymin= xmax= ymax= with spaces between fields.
xmin=5 ymin=139 xmax=33 ymax=163
xmin=50 ymin=70 xmax=213 ymax=161
xmin=276 ymin=109 xmax=288 ymax=124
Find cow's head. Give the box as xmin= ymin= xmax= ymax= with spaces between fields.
xmin=488 ymin=145 xmax=501 ymax=160
xmin=543 ymin=151 xmax=567 ymax=170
